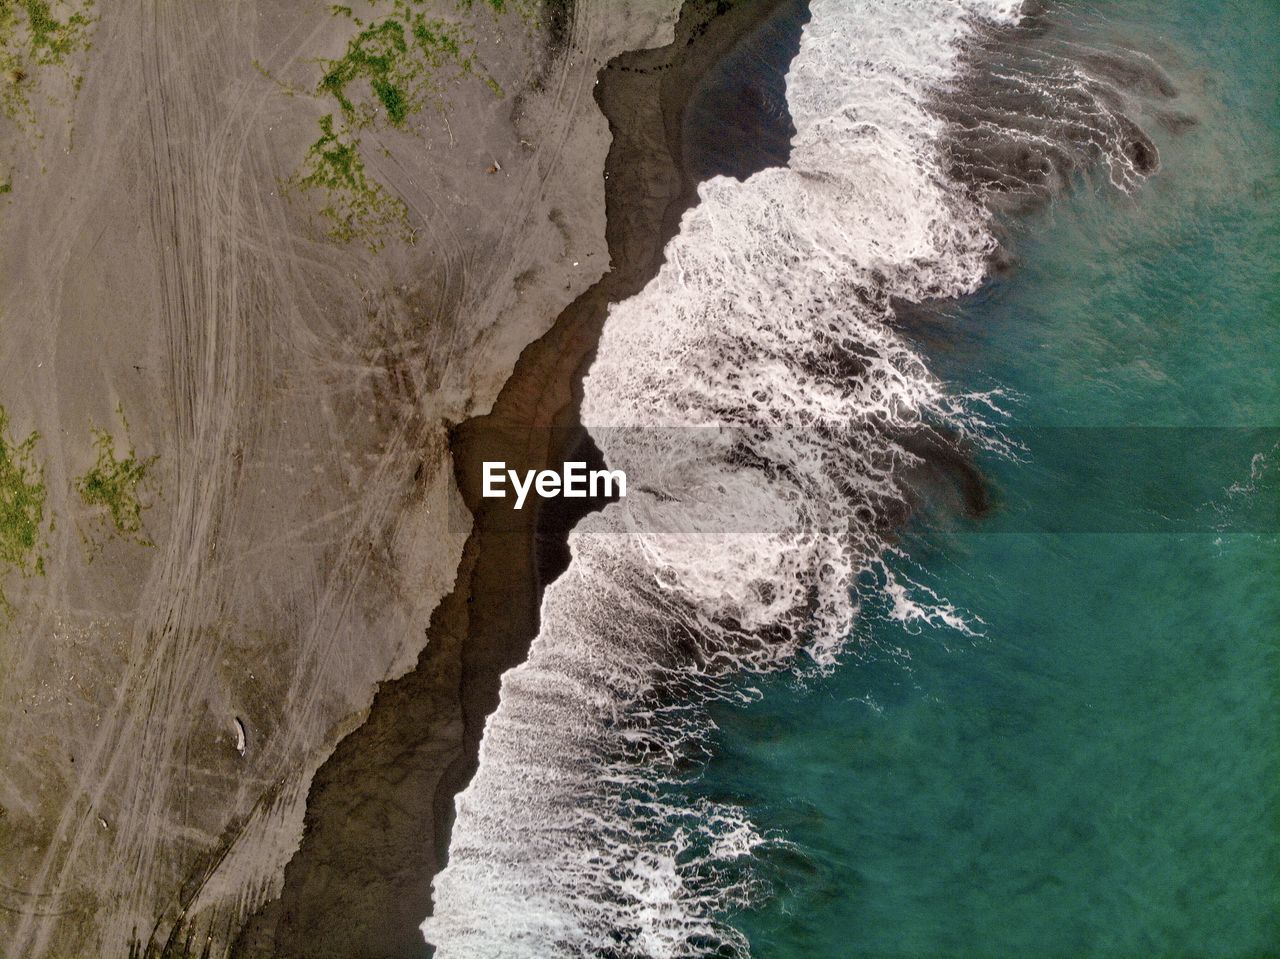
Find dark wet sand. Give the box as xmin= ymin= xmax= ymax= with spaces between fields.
xmin=232 ymin=2 xmax=810 ymax=956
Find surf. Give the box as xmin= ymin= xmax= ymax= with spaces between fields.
xmin=422 ymin=0 xmax=1162 ymax=955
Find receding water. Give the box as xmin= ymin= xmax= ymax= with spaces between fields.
xmin=703 ymin=2 xmax=1279 ymax=956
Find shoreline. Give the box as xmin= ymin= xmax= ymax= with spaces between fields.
xmin=231 ymin=2 xmax=810 ymax=956
xmin=1 ymin=2 xmax=688 ymax=955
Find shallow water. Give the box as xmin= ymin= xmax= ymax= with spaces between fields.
xmin=703 ymin=1 xmax=1280 ymax=955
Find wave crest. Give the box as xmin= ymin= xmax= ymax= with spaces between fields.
xmin=421 ymin=1 xmax=1159 ymax=955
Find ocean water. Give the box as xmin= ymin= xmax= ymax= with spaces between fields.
xmin=424 ymin=1 xmax=1278 ymax=956
xmin=703 ymin=2 xmax=1280 ymax=956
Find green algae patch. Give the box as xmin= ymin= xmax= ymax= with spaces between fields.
xmin=0 ymin=0 xmax=95 ymax=130
xmin=75 ymin=419 xmax=157 ymax=550
xmin=288 ymin=0 xmax=517 ymax=250
xmin=20 ymin=0 xmax=92 ymax=64
xmin=288 ymin=113 xmax=408 ymax=248
xmin=317 ymin=12 xmax=476 ymax=131
xmin=0 ymin=405 xmax=47 ymax=616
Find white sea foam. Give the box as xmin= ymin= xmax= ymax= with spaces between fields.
xmin=424 ymin=2 xmax=1022 ymax=955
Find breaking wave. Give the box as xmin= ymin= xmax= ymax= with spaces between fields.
xmin=424 ymin=1 xmax=1161 ymax=955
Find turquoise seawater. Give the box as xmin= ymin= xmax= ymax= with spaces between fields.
xmin=702 ymin=2 xmax=1279 ymax=956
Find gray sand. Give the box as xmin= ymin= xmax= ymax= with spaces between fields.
xmin=0 ymin=2 xmax=679 ymax=956
xmin=232 ymin=2 xmax=807 ymax=956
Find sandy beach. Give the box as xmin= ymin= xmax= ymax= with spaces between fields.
xmin=0 ymin=0 xmax=819 ymax=955
xmin=233 ymin=1 xmax=809 ymax=956
xmin=1 ymin=1 xmax=684 ymax=955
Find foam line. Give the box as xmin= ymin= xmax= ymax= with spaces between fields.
xmin=425 ymin=3 xmax=1023 ymax=955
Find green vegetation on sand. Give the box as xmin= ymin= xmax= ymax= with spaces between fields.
xmin=288 ymin=0 xmax=513 ymax=249
xmin=318 ymin=8 xmax=475 ymax=131
xmin=75 ymin=421 xmax=158 ymax=548
xmin=0 ymin=404 xmax=46 ymax=616
xmin=0 ymin=0 xmax=95 ymax=131
xmin=293 ymin=113 xmax=408 ymax=246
